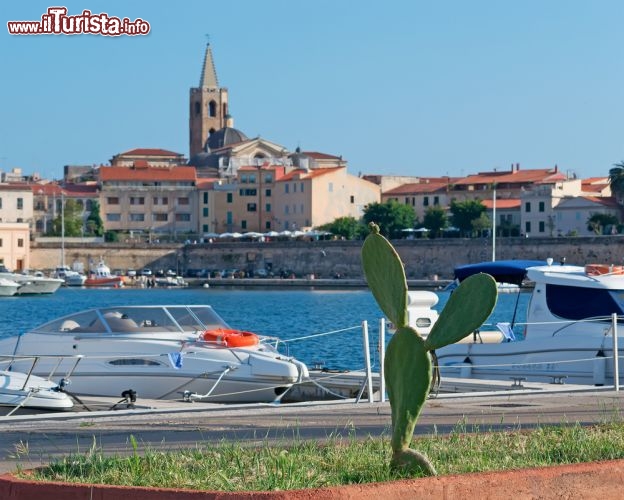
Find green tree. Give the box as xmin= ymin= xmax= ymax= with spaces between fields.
xmin=51 ymin=198 xmax=83 ymax=237
xmin=316 ymin=216 xmax=362 ymax=240
xmin=471 ymin=212 xmax=491 ymax=237
xmin=609 ymin=163 xmax=624 ymax=203
xmin=363 ymin=200 xmax=416 ymax=239
xmin=450 ymin=199 xmax=486 ymax=237
xmin=422 ymin=206 xmax=447 ymax=239
xmin=85 ymin=201 xmax=104 ymax=236
xmin=587 ymin=213 xmax=619 ymax=235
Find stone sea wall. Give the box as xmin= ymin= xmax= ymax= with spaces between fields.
xmin=31 ymin=235 xmax=624 ymax=279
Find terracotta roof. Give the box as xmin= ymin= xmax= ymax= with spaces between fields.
xmin=300 ymin=151 xmax=342 ymax=160
xmin=581 ymin=196 xmax=620 ymax=208
xmin=99 ymin=166 xmax=196 ymax=182
xmin=385 ymin=182 xmax=449 ymax=195
xmin=453 ymin=168 xmax=566 ymax=186
xmin=118 ymin=148 xmax=183 ymax=157
xmin=60 ymin=184 xmax=99 ymax=197
xmin=481 ymin=199 xmax=521 ymax=209
xmin=279 ymin=167 xmax=343 ymax=181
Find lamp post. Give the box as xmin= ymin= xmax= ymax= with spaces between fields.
xmin=61 ymin=190 xmax=65 ymax=268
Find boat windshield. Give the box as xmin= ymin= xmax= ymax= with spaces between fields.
xmin=546 ymin=284 xmax=624 ymax=320
xmin=32 ymin=306 xmax=231 ymax=334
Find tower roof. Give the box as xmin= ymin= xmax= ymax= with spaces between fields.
xmin=199 ymin=43 xmax=219 ymax=88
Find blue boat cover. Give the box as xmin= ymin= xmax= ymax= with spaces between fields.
xmin=454 ymin=260 xmax=547 ymax=285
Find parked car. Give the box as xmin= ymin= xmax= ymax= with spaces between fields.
xmin=127 ymin=269 xmax=137 ymax=277
xmin=141 ymin=268 xmax=153 ymax=276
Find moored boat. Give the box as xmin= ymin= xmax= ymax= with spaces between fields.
xmin=84 ymin=260 xmax=124 ymax=287
xmin=54 ymin=266 xmax=87 ymax=287
xmin=0 ymin=267 xmax=63 ymax=295
xmin=0 ymin=305 xmax=309 ymax=403
xmin=414 ymin=259 xmax=624 ymax=386
xmin=0 ymin=278 xmax=21 ymax=297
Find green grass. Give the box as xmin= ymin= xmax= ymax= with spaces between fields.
xmin=17 ymin=422 xmax=624 ymax=492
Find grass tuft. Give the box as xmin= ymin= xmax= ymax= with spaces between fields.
xmin=21 ymin=422 xmax=624 ymax=492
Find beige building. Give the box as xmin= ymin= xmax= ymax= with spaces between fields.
xmin=382 ymin=178 xmax=454 ymax=222
xmin=0 ymin=223 xmax=30 ymax=271
xmin=274 ymin=165 xmax=380 ymax=231
xmin=0 ymin=183 xmax=34 ymax=227
xmin=99 ymin=165 xmax=198 ymax=239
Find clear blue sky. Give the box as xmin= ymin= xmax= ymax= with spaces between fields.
xmin=2 ymin=1 xmax=624 ymax=181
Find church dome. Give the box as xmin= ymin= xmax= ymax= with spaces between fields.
xmin=206 ymin=126 xmax=248 ymax=151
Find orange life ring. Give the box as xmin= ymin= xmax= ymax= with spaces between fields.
xmin=202 ymin=328 xmax=260 ymax=348
xmin=585 ymin=264 xmax=624 ymax=276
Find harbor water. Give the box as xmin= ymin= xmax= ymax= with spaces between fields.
xmin=0 ymin=287 xmax=530 ymax=372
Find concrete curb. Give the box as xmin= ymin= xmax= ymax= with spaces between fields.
xmin=2 ymin=459 xmax=624 ymax=499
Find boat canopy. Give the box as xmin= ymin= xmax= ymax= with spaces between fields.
xmin=454 ymin=260 xmax=547 ymax=285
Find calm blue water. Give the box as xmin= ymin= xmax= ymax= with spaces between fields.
xmin=0 ymin=287 xmax=530 ymax=371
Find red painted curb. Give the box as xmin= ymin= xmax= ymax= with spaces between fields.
xmin=1 ymin=459 xmax=624 ymax=499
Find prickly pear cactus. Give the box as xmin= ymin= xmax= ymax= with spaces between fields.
xmin=362 ymin=222 xmax=497 ymax=476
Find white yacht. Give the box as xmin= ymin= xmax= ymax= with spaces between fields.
xmin=54 ymin=266 xmax=87 ymax=286
xmin=421 ymin=260 xmax=624 ymax=386
xmin=0 ymin=278 xmax=21 ymax=297
xmin=0 ymin=267 xmax=63 ymax=295
xmin=0 ymin=305 xmax=309 ymax=404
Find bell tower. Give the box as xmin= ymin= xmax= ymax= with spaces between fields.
xmin=189 ymin=43 xmax=229 ymax=158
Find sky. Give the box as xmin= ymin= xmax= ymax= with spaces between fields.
xmin=2 ymin=1 xmax=624 ymax=181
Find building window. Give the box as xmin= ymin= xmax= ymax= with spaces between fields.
xmin=162 ymin=197 xmax=169 ymax=205
xmin=108 ymin=197 xmax=119 ymax=205
xmin=249 ymin=174 xmax=256 ymax=184
xmin=247 ymin=203 xmax=257 ymax=212
xmin=203 ymin=192 xmax=208 ymax=204
xmin=265 ymin=221 xmax=271 ymax=230
xmin=130 ymin=213 xmax=145 ymax=222
xmin=539 ymin=201 xmax=545 ymax=212
xmin=240 ymin=174 xmax=248 ymax=184
xmin=285 ymin=184 xmax=289 ymax=194
xmin=239 ymin=189 xmax=257 ymax=196
xmin=130 ymin=197 xmax=145 ymax=205
xmin=106 ymin=213 xmax=121 ymax=221
xmin=351 ymin=195 xmax=355 ymax=204
xmin=525 ymin=202 xmax=531 ymax=213
xmin=203 ymin=207 xmax=209 ymax=217
xmin=17 ymin=198 xmax=23 ymax=210
xmin=17 ymin=238 xmax=24 ymax=248
xmin=177 ymin=197 xmax=189 ymax=205
xmin=241 ymin=220 xmax=247 ymax=229
xmin=285 ymin=205 xmax=289 ymax=214
xmin=227 ymin=193 xmax=233 ymax=203
xmin=265 ymin=173 xmax=273 ymax=183
xmin=208 ymin=100 xmax=217 ymax=117
xmin=265 ymin=189 xmax=271 ymax=197
xmin=226 ymin=211 xmax=233 ymax=224
xmin=328 ymin=182 xmax=333 ymax=193
xmin=525 ymin=221 xmax=531 ymax=233
xmin=175 ymin=213 xmax=191 ymax=222
xmin=294 ymin=183 xmax=297 ymax=193
xmin=300 ymin=183 xmax=304 ymax=192
xmin=424 ymin=197 xmax=429 ymax=206
xmin=0 ymin=198 xmax=2 ymax=209
xmin=153 ymin=213 xmax=168 ymax=222
xmin=265 ymin=203 xmax=271 ymax=212
xmin=0 ymin=238 xmax=2 ymax=247
xmin=202 ymin=224 xmax=208 ymax=233
xmin=434 ymin=196 xmax=439 ymax=205
xmin=539 ymin=221 xmax=545 ymax=232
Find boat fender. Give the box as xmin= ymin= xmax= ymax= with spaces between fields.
xmin=593 ymin=350 xmax=607 ymax=386
xmin=460 ymin=356 xmax=473 ymax=378
xmin=202 ymin=328 xmax=260 ymax=348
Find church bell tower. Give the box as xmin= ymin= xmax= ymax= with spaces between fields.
xmin=189 ymin=43 xmax=229 ymax=158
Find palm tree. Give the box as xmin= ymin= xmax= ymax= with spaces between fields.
xmin=608 ymin=163 xmax=624 ymax=204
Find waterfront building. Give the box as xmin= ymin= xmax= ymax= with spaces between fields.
xmin=382 ymin=177 xmax=455 ymax=222
xmin=0 ymin=222 xmax=30 ymax=271
xmin=99 ymin=165 xmax=198 ymax=240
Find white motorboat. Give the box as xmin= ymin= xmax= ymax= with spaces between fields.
xmin=54 ymin=266 xmax=87 ymax=287
xmin=419 ymin=259 xmax=624 ymax=386
xmin=0 ymin=305 xmax=309 ymax=404
xmin=0 ymin=278 xmax=21 ymax=297
xmin=0 ymin=368 xmax=73 ymax=411
xmin=0 ymin=267 xmax=63 ymax=295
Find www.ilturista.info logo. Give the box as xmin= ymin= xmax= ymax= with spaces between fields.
xmin=7 ymin=6 xmax=150 ymax=36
